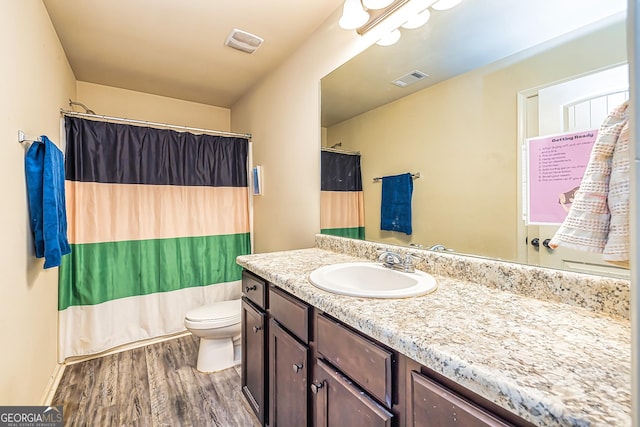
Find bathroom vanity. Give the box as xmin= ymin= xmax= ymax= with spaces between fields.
xmin=237 ymin=235 xmax=631 ymax=427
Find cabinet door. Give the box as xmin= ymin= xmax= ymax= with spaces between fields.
xmin=269 ymin=319 xmax=308 ymax=427
xmin=313 ymin=359 xmax=393 ymax=427
xmin=411 ymin=371 xmax=511 ymax=427
xmin=241 ymin=298 xmax=266 ymax=424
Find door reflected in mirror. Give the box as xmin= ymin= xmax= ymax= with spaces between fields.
xmin=320 ymin=0 xmax=629 ymax=278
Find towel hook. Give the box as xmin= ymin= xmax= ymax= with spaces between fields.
xmin=18 ymin=130 xmax=41 ymax=144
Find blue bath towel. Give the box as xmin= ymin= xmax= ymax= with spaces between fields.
xmin=25 ymin=136 xmax=71 ymax=269
xmin=380 ymin=173 xmax=413 ymax=235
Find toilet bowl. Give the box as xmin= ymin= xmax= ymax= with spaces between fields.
xmin=184 ymin=299 xmax=241 ymax=372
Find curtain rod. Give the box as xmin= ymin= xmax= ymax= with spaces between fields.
xmin=60 ymin=109 xmax=252 ymax=140
xmin=321 ymin=147 xmax=360 ymax=155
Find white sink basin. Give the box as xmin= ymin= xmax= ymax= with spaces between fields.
xmin=308 ymin=262 xmax=437 ymax=298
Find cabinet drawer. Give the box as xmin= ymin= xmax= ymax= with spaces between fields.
xmin=316 ymin=314 xmax=393 ymax=407
xmin=269 ymin=287 xmax=310 ymax=343
xmin=242 ymin=270 xmax=267 ymax=309
xmin=411 ymin=371 xmax=511 ymax=427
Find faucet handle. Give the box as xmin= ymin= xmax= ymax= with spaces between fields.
xmin=403 ymin=253 xmax=423 ymax=263
xmin=377 ymin=251 xmax=402 ymax=265
xmin=403 ymin=253 xmax=427 ymax=266
xmin=400 ymin=253 xmax=424 ymax=271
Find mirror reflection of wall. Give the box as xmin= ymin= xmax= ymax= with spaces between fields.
xmin=321 ymin=14 xmax=627 ymax=271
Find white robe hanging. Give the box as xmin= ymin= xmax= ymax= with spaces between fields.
xmin=549 ymin=101 xmax=629 ymax=265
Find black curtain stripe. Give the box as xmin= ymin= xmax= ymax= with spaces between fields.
xmin=321 ymin=151 xmax=363 ymax=192
xmin=65 ymin=117 xmax=248 ymax=187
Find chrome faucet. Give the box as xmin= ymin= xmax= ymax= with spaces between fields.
xmin=377 ymin=251 xmax=420 ymax=273
xmin=378 ymin=251 xmax=402 ymax=269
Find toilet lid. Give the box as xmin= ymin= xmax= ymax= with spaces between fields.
xmin=185 ymin=299 xmax=241 ymax=322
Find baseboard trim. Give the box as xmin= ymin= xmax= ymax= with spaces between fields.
xmin=40 ymin=363 xmax=66 ymax=406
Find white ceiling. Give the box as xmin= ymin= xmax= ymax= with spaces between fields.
xmin=42 ymin=0 xmax=345 ymax=108
xmin=42 ymin=0 xmax=628 ymax=120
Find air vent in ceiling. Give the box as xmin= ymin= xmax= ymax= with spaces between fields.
xmin=392 ymin=70 xmax=429 ymax=87
xmin=225 ymin=29 xmax=264 ymax=54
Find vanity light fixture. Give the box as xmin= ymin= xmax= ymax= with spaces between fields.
xmin=339 ymin=0 xmax=370 ymax=30
xmin=339 ymin=0 xmax=463 ymax=46
xmin=376 ymin=28 xmax=402 ymax=46
xmin=431 ymin=0 xmax=462 ymax=10
xmin=362 ymin=0 xmax=395 ymax=9
xmin=401 ymin=8 xmax=431 ymax=29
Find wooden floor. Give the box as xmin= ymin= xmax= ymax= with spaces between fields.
xmin=52 ymin=334 xmax=261 ymax=427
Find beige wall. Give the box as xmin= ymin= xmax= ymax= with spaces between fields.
xmin=1 ymin=0 xmax=627 ymax=406
xmin=76 ymin=81 xmax=230 ymax=130
xmin=231 ymin=8 xmax=377 ymax=253
xmin=0 ymin=1 xmax=76 ymax=404
xmin=326 ymin=20 xmax=626 ymax=261
xmin=0 ymin=6 xmax=231 ymax=404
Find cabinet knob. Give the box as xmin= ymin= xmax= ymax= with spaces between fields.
xmin=252 ymin=325 xmax=262 ymax=333
xmin=292 ymin=363 xmax=303 ymax=373
xmin=543 ymin=238 xmax=553 ymax=249
xmin=310 ymin=382 xmax=324 ymax=394
xmin=531 ymin=238 xmax=540 ymax=248
xmin=245 ymin=285 xmax=257 ymax=292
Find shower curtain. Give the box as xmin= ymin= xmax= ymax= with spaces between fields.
xmin=320 ymin=150 xmax=365 ymax=239
xmin=58 ymin=117 xmax=251 ymax=361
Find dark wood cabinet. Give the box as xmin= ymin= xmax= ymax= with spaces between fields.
xmin=410 ymin=371 xmax=511 ymax=427
xmin=269 ymin=319 xmax=309 ymax=427
xmin=243 ymin=270 xmax=267 ymax=309
xmin=316 ymin=314 xmax=393 ymax=407
xmin=313 ymin=359 xmax=393 ymax=427
xmin=269 ymin=286 xmax=310 ymax=344
xmin=240 ymin=269 xmax=531 ymax=427
xmin=314 ymin=313 xmax=396 ymax=427
xmin=241 ymin=298 xmax=267 ymax=424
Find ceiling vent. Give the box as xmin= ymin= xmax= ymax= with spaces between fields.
xmin=225 ymin=29 xmax=264 ymax=54
xmin=392 ymin=70 xmax=428 ymax=87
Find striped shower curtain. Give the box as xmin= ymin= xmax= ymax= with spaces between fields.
xmin=58 ymin=117 xmax=251 ymax=361
xmin=320 ymin=150 xmax=365 ymax=239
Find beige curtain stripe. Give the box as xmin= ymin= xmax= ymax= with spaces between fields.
xmin=320 ymin=191 xmax=364 ymax=229
xmin=66 ymin=181 xmax=249 ymax=244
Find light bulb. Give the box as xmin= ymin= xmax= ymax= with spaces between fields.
xmin=431 ymin=0 xmax=462 ymax=11
xmin=363 ymin=0 xmax=395 ymax=9
xmin=376 ymin=28 xmax=401 ymax=46
xmin=401 ymin=8 xmax=431 ymax=29
xmin=339 ymin=0 xmax=370 ymax=30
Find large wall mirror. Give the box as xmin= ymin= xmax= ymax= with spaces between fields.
xmin=320 ymin=0 xmax=629 ymax=278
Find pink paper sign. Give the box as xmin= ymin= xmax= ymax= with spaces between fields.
xmin=528 ymin=129 xmax=598 ymax=224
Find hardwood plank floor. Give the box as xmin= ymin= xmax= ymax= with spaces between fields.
xmin=52 ymin=334 xmax=261 ymax=427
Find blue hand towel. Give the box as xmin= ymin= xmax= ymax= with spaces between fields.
xmin=25 ymin=136 xmax=71 ymax=269
xmin=380 ymin=173 xmax=413 ymax=235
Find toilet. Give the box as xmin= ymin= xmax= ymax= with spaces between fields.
xmin=184 ymin=299 xmax=242 ymax=373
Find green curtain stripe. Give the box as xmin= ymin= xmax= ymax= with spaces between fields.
xmin=320 ymin=227 xmax=365 ymax=240
xmin=58 ymin=233 xmax=251 ymax=310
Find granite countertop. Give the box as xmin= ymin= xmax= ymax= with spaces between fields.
xmin=236 ymin=248 xmax=631 ymax=427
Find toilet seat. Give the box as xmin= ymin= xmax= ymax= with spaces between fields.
xmin=185 ymin=299 xmax=241 ymax=328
